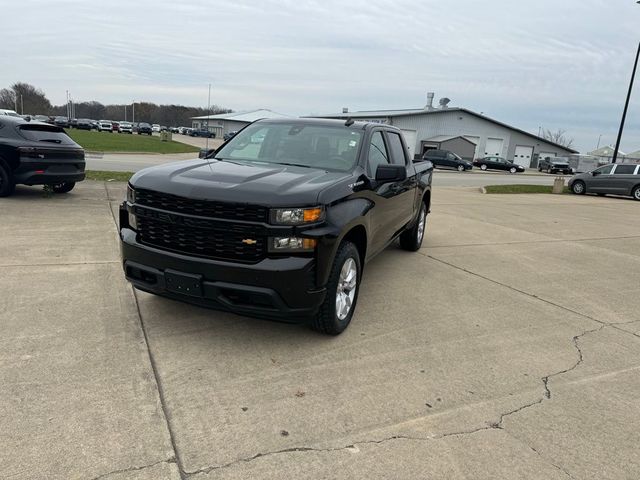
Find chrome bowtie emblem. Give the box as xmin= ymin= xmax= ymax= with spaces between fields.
xmin=241 ymin=238 xmax=257 ymax=245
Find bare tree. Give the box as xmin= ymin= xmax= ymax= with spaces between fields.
xmin=542 ymin=128 xmax=574 ymax=149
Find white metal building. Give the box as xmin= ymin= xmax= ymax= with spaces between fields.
xmin=192 ymin=109 xmax=290 ymax=137
xmin=313 ymin=96 xmax=577 ymax=166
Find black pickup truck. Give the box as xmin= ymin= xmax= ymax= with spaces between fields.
xmin=120 ymin=118 xmax=433 ymax=334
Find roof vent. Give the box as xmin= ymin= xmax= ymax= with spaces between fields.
xmin=342 ymin=107 xmax=349 ymax=113
xmin=425 ymin=92 xmax=435 ymax=110
xmin=439 ymin=97 xmax=451 ymax=109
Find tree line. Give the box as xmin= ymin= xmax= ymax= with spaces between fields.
xmin=0 ymin=82 xmax=231 ymax=127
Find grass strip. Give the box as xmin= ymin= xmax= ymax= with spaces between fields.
xmin=66 ymin=129 xmax=199 ymax=154
xmin=85 ymin=170 xmax=134 ymax=182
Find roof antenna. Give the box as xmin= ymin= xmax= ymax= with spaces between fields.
xmin=345 ymin=117 xmax=354 ymax=127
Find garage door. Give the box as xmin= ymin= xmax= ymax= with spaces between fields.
xmin=514 ymin=145 xmax=534 ymax=168
xmin=485 ymin=138 xmax=504 ymax=157
xmin=401 ymin=130 xmax=417 ymax=158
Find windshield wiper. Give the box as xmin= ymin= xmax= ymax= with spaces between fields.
xmin=273 ymin=162 xmax=312 ymax=168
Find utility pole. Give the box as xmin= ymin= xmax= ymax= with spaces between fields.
xmin=596 ymin=134 xmax=602 ymax=150
xmin=124 ymin=105 xmax=127 ymax=122
xmin=612 ymin=41 xmax=640 ymax=164
xmin=20 ymin=95 xmax=23 ymax=115
xmin=205 ymin=83 xmax=211 ymax=150
xmin=132 ymin=101 xmax=135 ymax=124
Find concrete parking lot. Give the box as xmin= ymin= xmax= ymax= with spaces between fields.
xmin=2 ymin=182 xmax=639 ymax=479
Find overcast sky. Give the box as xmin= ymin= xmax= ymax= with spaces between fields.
xmin=2 ymin=0 xmax=640 ymax=152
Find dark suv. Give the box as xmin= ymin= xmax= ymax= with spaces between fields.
xmin=0 ymin=116 xmax=85 ymax=196
xmin=423 ymin=149 xmax=473 ymax=171
xmin=538 ymin=156 xmax=572 ymax=174
xmin=137 ymin=122 xmax=153 ymax=135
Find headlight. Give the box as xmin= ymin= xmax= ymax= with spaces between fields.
xmin=126 ymin=184 xmax=136 ymax=204
xmin=270 ymin=207 xmax=324 ymax=225
xmin=268 ymin=237 xmax=317 ymax=252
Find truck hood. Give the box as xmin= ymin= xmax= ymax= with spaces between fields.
xmin=130 ymin=158 xmax=352 ymax=206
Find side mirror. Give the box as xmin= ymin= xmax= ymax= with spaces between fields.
xmin=375 ymin=164 xmax=406 ymax=183
xmin=592 ymin=171 xmax=599 ymax=176
xmin=199 ymin=148 xmax=216 ymax=159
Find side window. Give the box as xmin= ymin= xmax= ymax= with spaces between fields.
xmin=613 ymin=165 xmax=636 ymax=175
xmin=596 ymin=165 xmax=614 ymax=175
xmin=368 ymin=131 xmax=390 ymax=175
xmin=386 ymin=132 xmax=407 ymax=165
xmin=447 ymin=153 xmax=456 ymax=160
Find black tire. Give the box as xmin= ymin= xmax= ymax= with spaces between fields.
xmin=311 ymin=241 xmax=361 ymax=335
xmin=632 ymin=185 xmax=640 ymax=201
xmin=0 ymin=161 xmax=16 ymax=197
xmin=510 ymin=167 xmax=517 ymax=174
xmin=51 ymin=182 xmax=76 ymax=194
xmin=480 ymin=164 xmax=488 ymax=171
xmin=571 ymin=180 xmax=586 ymax=195
xmin=457 ymin=164 xmax=465 ymax=172
xmin=400 ymin=201 xmax=427 ymax=252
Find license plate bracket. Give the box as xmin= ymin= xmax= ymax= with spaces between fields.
xmin=164 ymin=270 xmax=203 ymax=297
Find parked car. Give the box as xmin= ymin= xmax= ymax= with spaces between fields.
xmin=189 ymin=128 xmax=215 ymax=138
xmin=169 ymin=127 xmax=180 ymax=133
xmin=183 ymin=128 xmax=193 ymax=136
xmin=473 ymin=156 xmax=525 ymax=173
xmin=0 ymin=115 xmax=85 ymax=196
xmin=120 ymin=118 xmax=434 ymax=334
xmin=423 ymin=149 xmax=473 ymax=171
xmin=137 ymin=122 xmax=153 ymax=135
xmin=0 ymin=109 xmax=21 ymax=117
xmin=538 ymin=156 xmax=572 ymax=174
xmin=119 ymin=122 xmax=133 ymax=134
xmin=69 ymin=118 xmax=78 ymax=129
xmin=98 ymin=120 xmax=113 ymax=132
xmin=223 ymin=131 xmax=238 ymax=141
xmin=53 ymin=116 xmax=70 ymax=128
xmin=76 ymin=119 xmax=92 ymax=130
xmin=33 ymin=115 xmax=50 ymax=123
xmin=151 ymin=124 xmax=161 ymax=133
xmin=569 ymin=163 xmax=640 ymax=200
xmin=90 ymin=120 xmax=99 ymax=130
xmin=111 ymin=121 xmax=120 ymax=132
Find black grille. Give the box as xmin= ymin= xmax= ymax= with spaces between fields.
xmin=137 ymin=217 xmax=266 ymax=263
xmin=135 ymin=188 xmax=268 ymax=223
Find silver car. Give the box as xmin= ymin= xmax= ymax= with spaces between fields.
xmin=568 ymin=163 xmax=640 ymax=200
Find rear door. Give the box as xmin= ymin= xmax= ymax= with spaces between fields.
xmin=610 ymin=164 xmax=639 ymax=194
xmin=384 ymin=130 xmax=416 ymax=231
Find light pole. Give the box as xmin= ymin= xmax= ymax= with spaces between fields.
xmin=612 ymin=4 xmax=640 ymax=164
xmin=132 ymin=101 xmax=135 ymax=124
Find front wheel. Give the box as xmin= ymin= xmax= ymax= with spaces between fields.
xmin=457 ymin=164 xmax=465 ymax=172
xmin=509 ymin=167 xmax=517 ymax=174
xmin=51 ymin=182 xmax=76 ymax=194
xmin=311 ymin=241 xmax=361 ymax=335
xmin=571 ymin=180 xmax=586 ymax=195
xmin=400 ymin=202 xmax=427 ymax=252
xmin=480 ymin=164 xmax=488 ymax=171
xmin=632 ymin=185 xmax=640 ymax=201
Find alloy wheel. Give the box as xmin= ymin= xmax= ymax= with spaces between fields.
xmin=335 ymin=258 xmax=357 ymax=321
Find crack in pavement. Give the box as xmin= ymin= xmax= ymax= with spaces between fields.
xmin=89 ymin=458 xmax=175 ymax=480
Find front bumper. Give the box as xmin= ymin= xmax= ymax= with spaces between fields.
xmin=120 ymin=227 xmax=326 ymax=323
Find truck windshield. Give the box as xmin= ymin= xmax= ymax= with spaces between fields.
xmin=215 ymin=123 xmax=363 ymax=172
